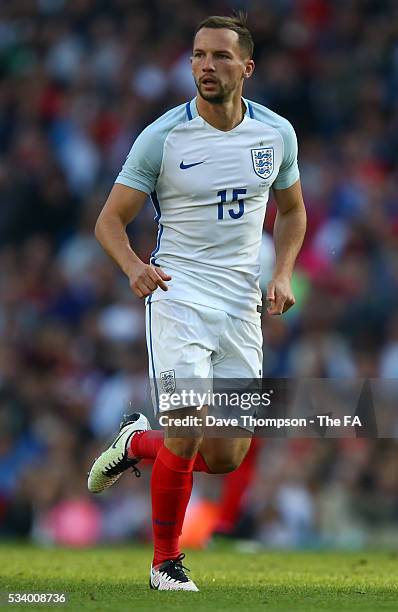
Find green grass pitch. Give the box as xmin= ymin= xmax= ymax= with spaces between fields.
xmin=1 ymin=544 xmax=398 ymax=611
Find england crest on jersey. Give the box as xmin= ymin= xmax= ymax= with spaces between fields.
xmin=251 ymin=147 xmax=274 ymax=179
xmin=160 ymin=369 xmax=176 ymax=394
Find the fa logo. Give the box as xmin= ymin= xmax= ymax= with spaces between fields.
xmin=251 ymin=147 xmax=274 ymax=179
xmin=160 ymin=370 xmax=176 ymax=394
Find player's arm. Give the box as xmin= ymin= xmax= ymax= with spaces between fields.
xmin=95 ymin=184 xmax=171 ymax=299
xmin=267 ymin=179 xmax=306 ymax=315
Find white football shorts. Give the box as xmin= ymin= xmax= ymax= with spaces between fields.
xmin=145 ymin=298 xmax=263 ymax=415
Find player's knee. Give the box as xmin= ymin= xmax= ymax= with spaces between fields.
xmin=200 ymin=438 xmax=251 ymax=473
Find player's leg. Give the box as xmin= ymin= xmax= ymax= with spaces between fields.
xmin=146 ymin=300 xmax=221 ymax=591
xmin=149 ymin=405 xmax=203 ymax=574
xmin=196 ymin=316 xmax=263 ymax=536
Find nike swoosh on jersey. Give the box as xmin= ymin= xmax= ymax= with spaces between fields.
xmin=179 ymin=160 xmax=205 ymax=169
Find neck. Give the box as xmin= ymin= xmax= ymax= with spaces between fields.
xmin=196 ymin=91 xmax=246 ymax=131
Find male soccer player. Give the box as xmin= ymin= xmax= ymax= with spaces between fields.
xmin=88 ymin=13 xmax=306 ymax=591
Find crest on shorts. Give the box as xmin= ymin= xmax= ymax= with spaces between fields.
xmin=251 ymin=147 xmax=274 ymax=179
xmin=160 ymin=369 xmax=176 ymax=394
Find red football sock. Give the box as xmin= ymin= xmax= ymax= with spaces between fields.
xmin=214 ymin=438 xmax=261 ymax=534
xmin=129 ymin=430 xmax=212 ymax=472
xmin=129 ymin=430 xmax=163 ymax=459
xmin=151 ymin=444 xmax=195 ymax=566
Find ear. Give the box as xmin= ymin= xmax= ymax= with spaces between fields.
xmin=244 ymin=59 xmax=255 ymax=79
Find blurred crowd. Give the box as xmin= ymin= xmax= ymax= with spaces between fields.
xmin=1 ymin=0 xmax=398 ymax=548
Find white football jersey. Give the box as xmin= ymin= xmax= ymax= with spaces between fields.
xmin=116 ymin=97 xmax=299 ymax=325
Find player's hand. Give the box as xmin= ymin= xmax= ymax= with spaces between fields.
xmin=128 ymin=261 xmax=172 ymax=299
xmin=266 ymin=275 xmax=295 ymax=315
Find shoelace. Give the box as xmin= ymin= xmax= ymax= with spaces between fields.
xmin=166 ymin=554 xmax=190 ymax=581
xmin=103 ymin=455 xmax=141 ymax=478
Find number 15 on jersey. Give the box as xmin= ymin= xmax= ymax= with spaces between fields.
xmin=217 ymin=188 xmax=247 ymax=220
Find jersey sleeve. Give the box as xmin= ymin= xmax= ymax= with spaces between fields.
xmin=272 ymin=120 xmax=300 ymax=190
xmin=115 ymin=125 xmax=163 ymax=195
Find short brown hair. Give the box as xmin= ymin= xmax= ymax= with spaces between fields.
xmin=194 ymin=12 xmax=254 ymax=59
